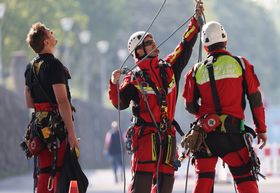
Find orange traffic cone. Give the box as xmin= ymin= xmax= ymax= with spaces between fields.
xmin=68 ymin=180 xmax=79 ymax=193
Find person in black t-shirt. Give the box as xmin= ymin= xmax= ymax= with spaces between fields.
xmin=25 ymin=22 xmax=79 ymax=193
xmin=104 ymin=121 xmax=123 ymax=183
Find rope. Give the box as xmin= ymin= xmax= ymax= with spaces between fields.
xmin=125 ymin=13 xmax=196 ymax=73
xmin=119 ymin=0 xmax=168 ymax=70
xmin=195 ymin=0 xmax=206 ymax=62
xmin=117 ymin=81 xmax=126 ymax=193
xmin=184 ymin=154 xmax=191 ymax=193
xmin=131 ymin=71 xmax=162 ymax=193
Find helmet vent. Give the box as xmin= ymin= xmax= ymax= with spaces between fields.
xmin=137 ymin=35 xmax=142 ymax=40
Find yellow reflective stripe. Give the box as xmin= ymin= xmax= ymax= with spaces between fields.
xmin=134 ymin=85 xmax=154 ymax=93
xmin=168 ymin=75 xmax=175 ymax=89
xmin=218 ymin=114 xmax=227 ymax=133
xmin=195 ymin=55 xmax=243 ymax=85
xmin=184 ymin=25 xmax=196 ymax=39
xmin=151 ymin=133 xmax=157 ymax=161
xmin=165 ymin=135 xmax=172 ymax=165
xmin=134 ymin=75 xmax=176 ymax=94
xmin=170 ymin=45 xmax=183 ymax=63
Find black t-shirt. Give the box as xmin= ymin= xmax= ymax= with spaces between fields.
xmin=24 ymin=53 xmax=71 ymax=104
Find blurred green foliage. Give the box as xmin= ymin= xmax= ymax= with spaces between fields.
xmin=0 ymin=0 xmax=279 ymax=104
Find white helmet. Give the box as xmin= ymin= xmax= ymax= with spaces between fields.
xmin=201 ymin=21 xmax=227 ymax=47
xmin=127 ymin=31 xmax=151 ymax=58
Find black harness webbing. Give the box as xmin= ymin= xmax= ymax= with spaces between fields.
xmin=205 ymin=56 xmax=222 ymax=115
xmin=198 ymin=172 xmax=215 ymax=179
xmin=134 ymin=62 xmax=185 ymax=135
xmin=235 ymin=175 xmax=256 ymax=184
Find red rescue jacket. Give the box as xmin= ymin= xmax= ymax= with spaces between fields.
xmin=183 ymin=50 xmax=267 ymax=133
xmin=109 ymin=18 xmax=199 ymax=135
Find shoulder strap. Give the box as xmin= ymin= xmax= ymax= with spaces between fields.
xmin=233 ymin=56 xmax=248 ymax=110
xmin=158 ymin=59 xmax=170 ymax=94
xmin=137 ymin=70 xmax=163 ymax=106
xmin=205 ymin=56 xmax=222 ymax=114
xmin=31 ymin=60 xmax=56 ymax=108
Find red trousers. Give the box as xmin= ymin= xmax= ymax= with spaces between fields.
xmin=193 ymin=147 xmax=259 ymax=193
xmin=36 ymin=140 xmax=67 ymax=193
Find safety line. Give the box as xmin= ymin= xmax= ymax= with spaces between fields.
xmin=123 ymin=13 xmax=195 ymax=73
xmin=184 ymin=155 xmax=191 ymax=193
xmin=119 ymin=0 xmax=168 ymax=70
xmin=117 ymin=81 xmax=126 ymax=193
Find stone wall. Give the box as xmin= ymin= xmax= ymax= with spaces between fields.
xmin=0 ymin=86 xmax=131 ymax=178
xmin=0 ymin=86 xmax=30 ymax=178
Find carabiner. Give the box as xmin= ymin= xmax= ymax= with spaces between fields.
xmin=47 ymin=176 xmax=54 ymax=191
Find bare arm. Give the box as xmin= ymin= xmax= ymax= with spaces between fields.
xmin=24 ymin=86 xmax=34 ymax=108
xmin=52 ymin=83 xmax=78 ymax=149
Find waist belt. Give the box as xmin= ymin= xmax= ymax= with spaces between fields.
xmin=214 ymin=114 xmax=242 ymax=133
xmin=34 ymin=102 xmax=58 ymax=112
xmin=39 ymin=166 xmax=62 ymax=174
xmin=133 ymin=116 xmax=184 ymax=136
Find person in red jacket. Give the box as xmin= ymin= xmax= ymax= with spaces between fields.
xmin=181 ymin=21 xmax=267 ymax=193
xmin=108 ymin=3 xmax=204 ymax=193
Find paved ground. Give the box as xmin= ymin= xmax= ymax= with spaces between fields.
xmin=0 ymin=169 xmax=279 ymax=193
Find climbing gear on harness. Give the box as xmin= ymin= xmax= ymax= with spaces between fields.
xmin=198 ymin=114 xmax=221 ymax=133
xmin=201 ymin=21 xmax=227 ymax=46
xmin=243 ymin=131 xmax=266 ymax=181
xmin=181 ymin=124 xmax=206 ymax=153
xmin=133 ymin=61 xmax=171 ymax=133
xmin=125 ymin=125 xmax=134 ymax=155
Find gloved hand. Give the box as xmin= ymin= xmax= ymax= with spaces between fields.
xmin=173 ymin=159 xmax=181 ymax=171
xmin=181 ymin=125 xmax=205 ymax=153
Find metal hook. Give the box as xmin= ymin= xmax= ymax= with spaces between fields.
xmin=47 ymin=176 xmax=54 ymax=191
